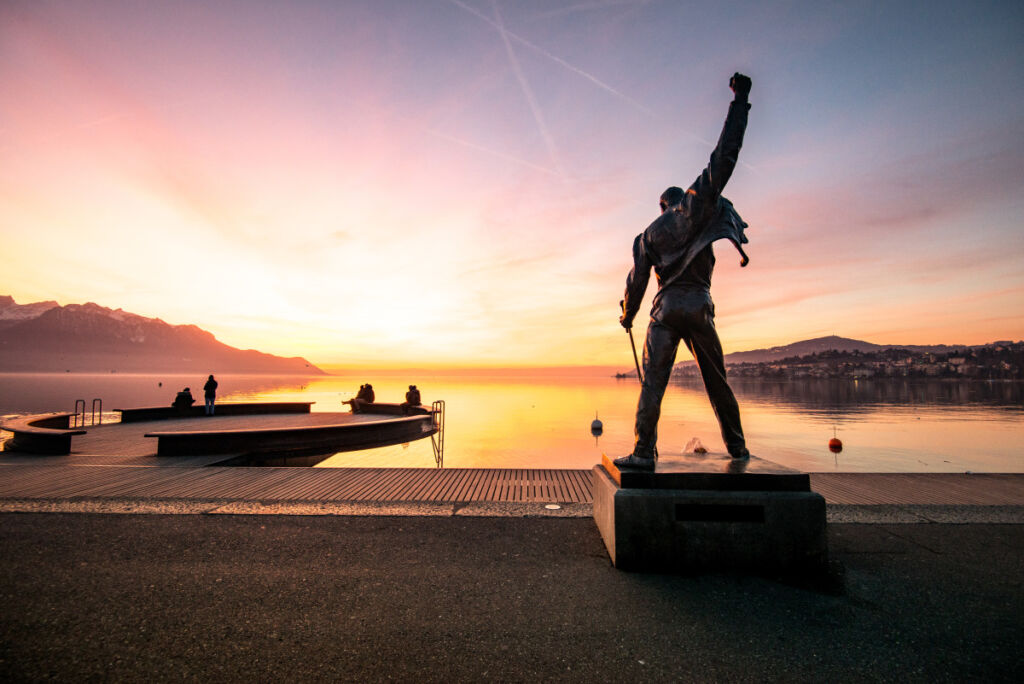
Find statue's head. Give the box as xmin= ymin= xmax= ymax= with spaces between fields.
xmin=659 ymin=186 xmax=684 ymax=213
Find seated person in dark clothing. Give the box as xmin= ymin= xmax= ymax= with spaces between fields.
xmin=172 ymin=387 xmax=195 ymax=415
xmin=401 ymin=385 xmax=422 ymax=414
xmin=345 ymin=383 xmax=375 ymax=413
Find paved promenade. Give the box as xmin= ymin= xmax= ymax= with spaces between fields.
xmin=1 ymin=513 xmax=1021 ymax=682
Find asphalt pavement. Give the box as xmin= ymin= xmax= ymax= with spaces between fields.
xmin=1 ymin=513 xmax=1021 ymax=682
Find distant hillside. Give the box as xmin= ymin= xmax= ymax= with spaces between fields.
xmin=674 ymin=335 xmax=974 ymax=370
xmin=614 ymin=334 xmax=989 ymax=378
xmin=0 ymin=296 xmax=325 ymax=374
xmin=715 ymin=336 xmax=885 ymax=365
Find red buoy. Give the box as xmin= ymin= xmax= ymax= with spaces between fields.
xmin=828 ymin=427 xmax=843 ymax=453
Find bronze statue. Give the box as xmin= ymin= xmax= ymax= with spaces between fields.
xmin=615 ymin=73 xmax=753 ymax=471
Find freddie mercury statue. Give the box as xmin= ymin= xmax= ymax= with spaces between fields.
xmin=615 ymin=73 xmax=753 ymax=471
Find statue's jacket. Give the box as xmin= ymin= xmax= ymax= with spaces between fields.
xmin=623 ymin=97 xmax=750 ymax=325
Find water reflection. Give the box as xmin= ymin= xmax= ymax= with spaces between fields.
xmin=720 ymin=377 xmax=1024 ymax=413
xmin=1 ymin=372 xmax=1020 ymax=473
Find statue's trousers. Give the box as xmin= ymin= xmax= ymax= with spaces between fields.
xmin=633 ymin=299 xmax=745 ymax=457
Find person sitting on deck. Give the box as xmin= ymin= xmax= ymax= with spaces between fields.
xmin=172 ymin=387 xmax=195 ymax=415
xmin=345 ymin=383 xmax=376 ymax=414
xmin=401 ymin=385 xmax=422 ymax=414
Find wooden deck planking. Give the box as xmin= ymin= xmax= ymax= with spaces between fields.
xmin=74 ymin=469 xmax=199 ymax=499
xmin=418 ymin=468 xmax=463 ymax=501
xmin=571 ymin=469 xmax=594 ymax=500
xmin=449 ymin=469 xmax=478 ymax=501
xmin=221 ymin=470 xmax=311 ymax=500
xmin=355 ymin=468 xmax=410 ymax=501
xmin=278 ymin=468 xmax=338 ymax=500
xmin=809 ymin=473 xmax=1024 ymax=505
xmin=472 ymin=469 xmax=504 ymax=501
xmin=0 ymin=466 xmax=109 ymax=498
xmin=323 ymin=469 xmax=383 ymax=500
xmin=251 ymin=469 xmax=332 ymax=500
xmin=325 ymin=469 xmax=391 ymax=501
xmin=332 ymin=469 xmax=386 ymax=500
xmin=121 ymin=468 xmax=227 ymax=498
xmin=450 ymin=469 xmax=483 ymax=501
xmin=466 ymin=468 xmax=493 ymax=501
xmin=1 ymin=461 xmax=1021 ymax=506
xmin=391 ymin=467 xmax=445 ymax=501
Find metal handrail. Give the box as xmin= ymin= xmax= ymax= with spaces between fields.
xmin=72 ymin=398 xmax=103 ymax=427
xmin=430 ymin=400 xmax=445 ymax=468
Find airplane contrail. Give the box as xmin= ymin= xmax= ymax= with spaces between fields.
xmin=444 ymin=0 xmax=756 ymax=174
xmin=445 ymin=0 xmax=653 ymax=116
xmin=530 ymin=0 xmax=653 ymax=21
xmin=423 ymin=125 xmax=563 ymax=177
xmin=489 ymin=0 xmax=566 ymax=178
xmin=350 ymin=96 xmax=562 ymax=177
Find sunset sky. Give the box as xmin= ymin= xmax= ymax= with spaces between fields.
xmin=2 ymin=0 xmax=1022 ymax=369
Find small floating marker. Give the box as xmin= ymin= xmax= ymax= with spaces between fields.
xmin=684 ymin=437 xmax=707 ymax=454
xmin=591 ymin=412 xmax=603 ymax=435
xmin=828 ymin=426 xmax=843 ymax=454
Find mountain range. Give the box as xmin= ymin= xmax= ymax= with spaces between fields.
xmin=0 ymin=296 xmax=324 ymax=374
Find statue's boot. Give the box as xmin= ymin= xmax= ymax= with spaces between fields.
xmin=728 ymin=446 xmax=750 ymax=459
xmin=612 ymin=453 xmax=655 ymax=471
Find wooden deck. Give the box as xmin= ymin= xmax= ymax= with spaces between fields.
xmin=809 ymin=473 xmax=1024 ymax=505
xmin=0 ymin=464 xmax=594 ymax=503
xmin=0 ymin=460 xmax=1020 ymax=507
xmin=1 ymin=417 xmax=1021 ymax=509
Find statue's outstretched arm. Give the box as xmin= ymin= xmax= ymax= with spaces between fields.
xmin=689 ymin=73 xmax=751 ymax=205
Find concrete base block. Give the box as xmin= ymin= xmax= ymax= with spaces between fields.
xmin=593 ymin=458 xmax=827 ymax=573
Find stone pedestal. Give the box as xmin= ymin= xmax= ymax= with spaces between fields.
xmin=593 ymin=453 xmax=827 ymax=573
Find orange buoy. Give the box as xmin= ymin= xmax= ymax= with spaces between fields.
xmin=828 ymin=426 xmax=842 ymax=453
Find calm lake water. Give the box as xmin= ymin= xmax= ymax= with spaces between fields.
xmin=1 ymin=372 xmax=1021 ymax=473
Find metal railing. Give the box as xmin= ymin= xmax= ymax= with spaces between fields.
xmin=72 ymin=398 xmax=103 ymax=427
xmin=430 ymin=400 xmax=445 ymax=468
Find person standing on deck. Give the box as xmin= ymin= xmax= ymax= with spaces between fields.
xmin=615 ymin=73 xmax=754 ymax=471
xmin=203 ymin=374 xmax=218 ymax=416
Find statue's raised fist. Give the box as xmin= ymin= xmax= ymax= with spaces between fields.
xmin=730 ymin=73 xmax=752 ymax=97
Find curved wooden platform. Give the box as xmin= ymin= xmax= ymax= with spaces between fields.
xmin=116 ymin=402 xmax=314 ymax=423
xmin=145 ymin=413 xmax=436 ymax=457
xmin=0 ymin=413 xmax=87 ymax=455
xmin=3 ymin=403 xmax=439 ymax=462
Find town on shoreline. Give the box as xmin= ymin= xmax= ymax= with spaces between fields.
xmin=671 ymin=341 xmax=1024 ymax=381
